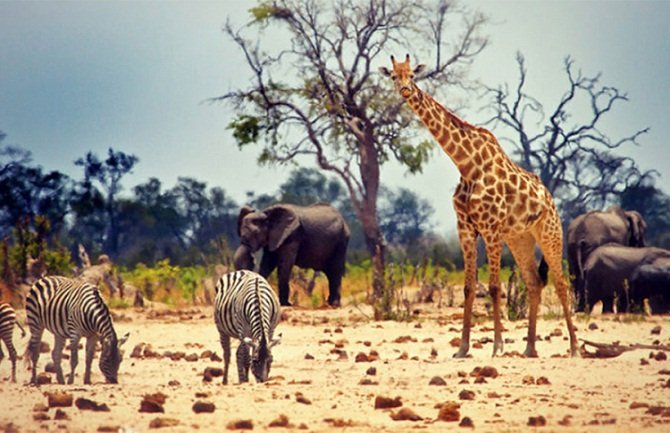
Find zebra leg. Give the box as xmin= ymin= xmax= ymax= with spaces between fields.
xmin=83 ymin=336 xmax=97 ymax=385
xmin=67 ymin=335 xmax=81 ymax=384
xmin=0 ymin=341 xmax=4 ymax=379
xmin=220 ymin=335 xmax=231 ymax=385
xmin=5 ymin=336 xmax=18 ymax=383
xmin=52 ymin=336 xmax=66 ymax=384
xmin=236 ymin=342 xmax=250 ymax=384
xmin=27 ymin=328 xmax=44 ymax=384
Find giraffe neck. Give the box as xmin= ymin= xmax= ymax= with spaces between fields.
xmin=403 ymin=83 xmax=502 ymax=179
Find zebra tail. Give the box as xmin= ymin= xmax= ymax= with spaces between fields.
xmin=23 ymin=344 xmax=32 ymax=370
xmin=15 ymin=320 xmax=26 ymax=338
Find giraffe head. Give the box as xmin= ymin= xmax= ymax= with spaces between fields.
xmin=379 ymin=54 xmax=426 ymax=98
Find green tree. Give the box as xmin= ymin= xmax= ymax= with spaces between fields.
xmin=217 ymin=0 xmax=487 ymax=303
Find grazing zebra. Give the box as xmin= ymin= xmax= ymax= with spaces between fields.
xmin=0 ymin=303 xmax=26 ymax=382
xmin=25 ymin=276 xmax=129 ymax=385
xmin=214 ymin=270 xmax=281 ymax=384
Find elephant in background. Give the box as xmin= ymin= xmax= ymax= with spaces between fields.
xmin=566 ymin=206 xmax=647 ymax=311
xmin=582 ymin=244 xmax=670 ymax=313
xmin=630 ymin=263 xmax=670 ymax=314
xmin=234 ymin=203 xmax=350 ymax=307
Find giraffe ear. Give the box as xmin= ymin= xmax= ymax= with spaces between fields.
xmin=413 ymin=64 xmax=427 ymax=76
xmin=378 ymin=66 xmax=391 ymax=76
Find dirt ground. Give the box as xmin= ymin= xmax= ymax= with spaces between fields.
xmin=1 ymin=294 xmax=670 ymax=433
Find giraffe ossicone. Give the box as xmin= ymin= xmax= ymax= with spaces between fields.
xmin=380 ymin=54 xmax=578 ymax=358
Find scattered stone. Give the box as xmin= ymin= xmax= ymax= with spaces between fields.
xmin=394 ymin=335 xmax=417 ymax=343
xmin=226 ymin=419 xmax=253 ymax=430
xmin=437 ymin=401 xmax=461 ymax=422
xmin=390 ymin=407 xmax=422 ymax=421
xmin=651 ymin=325 xmax=662 ymax=335
xmin=139 ymin=394 xmax=166 ymax=413
xmin=459 ymin=389 xmax=475 ymax=400
xmin=210 ymin=352 xmax=222 ymax=362
xmin=192 ymin=401 xmax=215 ymax=413
xmin=203 ymin=367 xmax=224 ymax=382
xmin=654 ymin=351 xmax=667 ymax=361
xmin=429 ymin=376 xmax=447 ymax=386
xmin=430 ymin=347 xmax=438 ymax=358
xmin=474 ymin=376 xmax=487 ymax=384
xmin=168 ymin=380 xmax=181 ymax=386
xmin=45 ymin=392 xmax=73 ymax=408
xmin=588 ymin=322 xmax=599 ymax=330
xmin=130 ymin=343 xmax=145 ymax=358
xmin=459 ymin=416 xmax=474 ymax=428
xmin=528 ymin=416 xmax=547 ymax=426
xmin=33 ymin=413 xmax=50 ymax=421
xmin=304 ymin=353 xmax=314 ymax=360
xmin=522 ymin=375 xmax=535 ymax=385
xmin=358 ymin=378 xmax=378 ymax=385
xmin=558 ymin=415 xmax=572 ymax=426
xmin=33 ymin=403 xmax=49 ymax=412
xmin=457 ymin=371 xmax=468 ymax=378
xmin=366 ymin=367 xmax=377 ymax=376
xmin=75 ymin=398 xmax=110 ymax=412
xmin=36 ymin=372 xmax=52 ymax=385
xmin=472 ymin=342 xmax=483 ymax=349
xmin=487 ymin=392 xmax=501 ymax=399
xmin=550 ymin=328 xmax=563 ymax=337
xmin=641 ymin=358 xmax=650 ymax=365
xmin=374 ymin=395 xmax=403 ymax=409
xmin=195 ymin=392 xmax=210 ymax=398
xmin=269 ymin=414 xmax=291 ymax=428
xmin=295 ymin=393 xmax=311 ymax=405
xmin=44 ymin=362 xmax=57 ymax=373
xmin=324 ymin=418 xmax=355 ymax=427
xmin=200 ymin=350 xmax=213 ymax=359
xmin=149 ymin=417 xmax=179 ymax=429
xmin=659 ymin=369 xmax=670 ymax=375
xmin=355 ymin=352 xmax=370 ymax=362
xmin=536 ymin=376 xmax=551 ymax=385
xmin=630 ymin=402 xmax=650 ymax=409
xmin=449 ymin=337 xmax=461 ymax=348
xmin=98 ymin=426 xmax=122 ymax=432
xmin=470 ymin=366 xmax=498 ymax=379
xmin=185 ymin=353 xmax=199 ymax=362
xmin=54 ymin=409 xmax=69 ymax=420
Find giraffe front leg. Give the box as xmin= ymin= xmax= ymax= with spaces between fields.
xmin=84 ymin=336 xmax=97 ymax=385
xmin=454 ymin=226 xmax=478 ymax=359
xmin=52 ymin=336 xmax=66 ymax=384
xmin=483 ymin=235 xmax=504 ymax=357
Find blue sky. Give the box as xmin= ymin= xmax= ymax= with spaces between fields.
xmin=1 ymin=1 xmax=669 ymax=234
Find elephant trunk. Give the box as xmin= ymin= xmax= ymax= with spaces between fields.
xmin=234 ymin=244 xmax=255 ymax=271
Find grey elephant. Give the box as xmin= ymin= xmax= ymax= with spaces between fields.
xmin=234 ymin=203 xmax=350 ymax=307
xmin=630 ymin=263 xmax=670 ymax=314
xmin=566 ymin=206 xmax=647 ymax=311
xmin=582 ymin=244 xmax=670 ymax=313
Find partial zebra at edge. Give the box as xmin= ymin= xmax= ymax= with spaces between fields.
xmin=0 ymin=302 xmax=22 ymax=382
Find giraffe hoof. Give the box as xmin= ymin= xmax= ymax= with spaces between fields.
xmin=523 ymin=349 xmax=539 ymax=358
xmin=453 ymin=349 xmax=470 ymax=359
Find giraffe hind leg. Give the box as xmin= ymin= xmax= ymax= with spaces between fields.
xmin=482 ymin=234 xmax=504 ymax=357
xmin=454 ymin=227 xmax=478 ymax=358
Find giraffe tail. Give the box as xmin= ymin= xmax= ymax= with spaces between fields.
xmin=538 ymin=256 xmax=549 ymax=287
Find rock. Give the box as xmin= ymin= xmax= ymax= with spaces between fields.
xmin=130 ymin=343 xmax=145 ymax=358
xmin=479 ymin=366 xmax=499 ymax=378
xmin=33 ymin=403 xmax=49 ymax=412
xmin=304 ymin=353 xmax=314 ymax=360
xmin=54 ymin=409 xmax=70 ymax=420
xmin=437 ymin=401 xmax=461 ymax=422
xmin=449 ymin=337 xmax=461 ymax=348
xmin=558 ymin=415 xmax=572 ymax=426
xmin=98 ymin=426 xmax=122 ymax=432
xmin=528 ymin=415 xmax=547 ymax=426
xmin=536 ymin=376 xmax=551 ymax=385
xmin=374 ymin=395 xmax=403 ymax=409
xmin=269 ymin=414 xmax=291 ymax=428
xmin=474 ymin=376 xmax=487 ymax=384
xmin=203 ymin=367 xmax=224 ymax=382
xmin=200 ymin=350 xmax=213 ymax=359
xmin=33 ymin=413 xmax=50 ymax=421
xmin=44 ymin=362 xmax=57 ymax=373
xmin=394 ymin=335 xmax=417 ymax=343
xmin=226 ymin=419 xmax=253 ymax=430
xmin=358 ymin=378 xmax=378 ymax=385
xmin=366 ymin=367 xmax=377 ymax=376
xmin=429 ymin=376 xmax=447 ymax=386
xmin=36 ymin=372 xmax=52 ymax=384
xmin=192 ymin=401 xmax=215 ymax=413
xmin=630 ymin=402 xmax=650 ymax=409
xmin=295 ymin=393 xmax=311 ymax=405
xmin=459 ymin=416 xmax=474 ymax=428
xmin=185 ymin=353 xmax=199 ymax=362
xmin=522 ymin=375 xmax=535 ymax=385
xmin=390 ymin=407 xmax=422 ymax=421
xmin=168 ymin=380 xmax=181 ymax=386
xmin=149 ymin=417 xmax=179 ymax=429
xmin=45 ymin=391 xmax=73 ymax=408
xmin=651 ymin=325 xmax=662 ymax=335
xmin=75 ymin=398 xmax=110 ymax=412
xmin=210 ymin=352 xmax=222 ymax=362
xmin=355 ymin=352 xmax=370 ymax=362
xmin=654 ymin=351 xmax=667 ymax=361
xmin=139 ymin=394 xmax=166 ymax=413
xmin=459 ymin=389 xmax=475 ymax=400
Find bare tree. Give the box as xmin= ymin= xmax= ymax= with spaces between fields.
xmin=482 ymin=52 xmax=655 ymax=220
xmin=214 ymin=0 xmax=487 ymax=313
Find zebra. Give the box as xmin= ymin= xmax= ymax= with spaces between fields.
xmin=214 ymin=270 xmax=281 ymax=384
xmin=0 ymin=303 xmax=26 ymax=382
xmin=25 ymin=276 xmax=129 ymax=385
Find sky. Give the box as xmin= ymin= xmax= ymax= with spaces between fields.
xmin=1 ymin=1 xmax=669 ymax=235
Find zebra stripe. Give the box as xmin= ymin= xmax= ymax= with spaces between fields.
xmin=214 ymin=270 xmax=281 ymax=384
xmin=0 ymin=303 xmax=24 ymax=383
xmin=25 ymin=276 xmax=127 ymax=385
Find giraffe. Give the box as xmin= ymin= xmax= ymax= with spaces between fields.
xmin=380 ymin=54 xmax=578 ymax=358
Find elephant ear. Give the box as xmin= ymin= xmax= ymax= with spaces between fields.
xmin=237 ymin=205 xmax=256 ymax=237
xmin=264 ymin=205 xmax=300 ymax=252
xmin=626 ymin=210 xmax=647 ymax=247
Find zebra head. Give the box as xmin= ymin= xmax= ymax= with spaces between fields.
xmin=100 ymin=332 xmax=129 ymax=383
xmin=244 ymin=334 xmax=282 ymax=383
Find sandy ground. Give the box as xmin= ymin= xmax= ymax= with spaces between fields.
xmin=1 ymin=295 xmax=670 ymax=433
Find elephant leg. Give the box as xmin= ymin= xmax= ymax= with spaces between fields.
xmin=601 ymin=296 xmax=614 ymax=314
xmin=276 ymin=255 xmax=296 ymax=307
xmin=325 ymin=242 xmax=347 ymax=307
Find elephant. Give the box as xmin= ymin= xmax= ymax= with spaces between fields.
xmin=566 ymin=206 xmax=647 ymax=311
xmin=582 ymin=244 xmax=670 ymax=313
xmin=234 ymin=203 xmax=350 ymax=307
xmin=630 ymin=262 xmax=670 ymax=314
